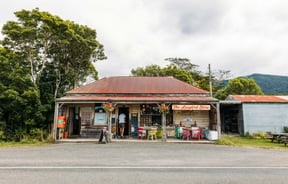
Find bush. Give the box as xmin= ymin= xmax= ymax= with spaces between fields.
xmin=20 ymin=138 xmax=31 ymax=144
xmin=256 ymin=132 xmax=266 ymax=139
xmin=45 ymin=133 xmax=54 ymax=143
xmin=215 ymin=137 xmax=236 ymax=146
xmin=0 ymin=130 xmax=5 ymax=140
xmin=284 ymin=126 xmax=288 ymax=133
xmin=14 ymin=128 xmax=47 ymax=142
xmin=243 ymin=131 xmax=268 ymax=139
xmin=29 ymin=128 xmax=44 ymax=141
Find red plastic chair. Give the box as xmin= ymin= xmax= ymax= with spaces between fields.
xmin=182 ymin=128 xmax=192 ymax=140
xmin=191 ymin=128 xmax=202 ymax=140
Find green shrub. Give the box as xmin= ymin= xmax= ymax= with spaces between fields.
xmin=256 ymin=132 xmax=266 ymax=139
xmin=215 ymin=137 xmax=236 ymax=146
xmin=45 ymin=133 xmax=54 ymax=143
xmin=29 ymin=128 xmax=44 ymax=141
xmin=284 ymin=126 xmax=288 ymax=133
xmin=15 ymin=128 xmax=27 ymax=141
xmin=0 ymin=130 xmax=5 ymax=140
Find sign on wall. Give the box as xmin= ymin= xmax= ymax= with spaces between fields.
xmin=172 ymin=105 xmax=210 ymax=111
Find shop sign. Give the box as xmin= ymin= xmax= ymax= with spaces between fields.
xmin=172 ymin=105 xmax=210 ymax=110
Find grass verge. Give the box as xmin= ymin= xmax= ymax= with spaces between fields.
xmin=215 ymin=136 xmax=288 ymax=150
xmin=0 ymin=141 xmax=50 ymax=148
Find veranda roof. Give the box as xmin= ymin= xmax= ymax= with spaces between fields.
xmin=57 ymin=95 xmax=217 ymax=104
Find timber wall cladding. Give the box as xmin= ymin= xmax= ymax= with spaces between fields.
xmin=173 ymin=110 xmax=209 ymax=128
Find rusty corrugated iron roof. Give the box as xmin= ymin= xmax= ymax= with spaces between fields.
xmin=228 ymin=95 xmax=288 ymax=103
xmin=67 ymin=76 xmax=209 ymax=94
xmin=57 ymin=95 xmax=217 ymax=103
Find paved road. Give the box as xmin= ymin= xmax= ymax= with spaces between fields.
xmin=0 ymin=143 xmax=287 ymax=184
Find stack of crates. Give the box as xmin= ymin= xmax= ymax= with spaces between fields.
xmin=137 ymin=128 xmax=146 ymax=139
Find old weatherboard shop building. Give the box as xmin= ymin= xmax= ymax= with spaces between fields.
xmin=54 ymin=76 xmax=220 ymax=140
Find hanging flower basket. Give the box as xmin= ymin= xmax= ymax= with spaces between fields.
xmin=102 ymin=103 xmax=115 ymax=112
xmin=158 ymin=104 xmax=170 ymax=113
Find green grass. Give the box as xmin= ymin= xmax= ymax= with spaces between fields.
xmin=0 ymin=141 xmax=50 ymax=148
xmin=216 ymin=136 xmax=288 ymax=150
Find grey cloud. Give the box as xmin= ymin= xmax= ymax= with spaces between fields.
xmin=161 ymin=0 xmax=227 ymax=35
xmin=179 ymin=10 xmax=222 ymax=34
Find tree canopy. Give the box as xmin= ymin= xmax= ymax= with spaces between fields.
xmin=131 ymin=57 xmax=231 ymax=92
xmin=0 ymin=47 xmax=45 ymax=140
xmin=131 ymin=63 xmax=195 ymax=85
xmin=0 ymin=8 xmax=106 ymax=141
xmin=215 ymin=77 xmax=264 ymax=100
xmin=1 ymin=8 xmax=106 ymax=98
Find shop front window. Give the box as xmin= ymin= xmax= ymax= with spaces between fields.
xmin=94 ymin=104 xmax=106 ymax=125
xmin=139 ymin=104 xmax=172 ymax=127
xmin=140 ymin=104 xmax=160 ymax=115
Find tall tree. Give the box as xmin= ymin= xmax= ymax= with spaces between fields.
xmin=215 ymin=77 xmax=264 ymax=100
xmin=1 ymin=8 xmax=106 ymax=137
xmin=1 ymin=8 xmax=106 ymax=98
xmin=0 ymin=47 xmax=44 ymax=140
xmin=165 ymin=57 xmax=199 ymax=72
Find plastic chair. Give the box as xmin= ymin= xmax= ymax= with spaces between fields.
xmin=175 ymin=127 xmax=183 ymax=139
xmin=156 ymin=128 xmax=163 ymax=138
xmin=191 ymin=128 xmax=202 ymax=140
xmin=182 ymin=128 xmax=192 ymax=140
xmin=147 ymin=128 xmax=157 ymax=140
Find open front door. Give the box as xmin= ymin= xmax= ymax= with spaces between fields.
xmin=69 ymin=107 xmax=80 ymax=135
xmin=118 ymin=107 xmax=129 ymax=136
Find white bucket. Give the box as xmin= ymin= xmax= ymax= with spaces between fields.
xmin=207 ymin=130 xmax=218 ymax=141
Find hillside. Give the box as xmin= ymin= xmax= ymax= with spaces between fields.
xmin=243 ymin=73 xmax=288 ymax=95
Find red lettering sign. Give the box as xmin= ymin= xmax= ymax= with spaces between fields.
xmin=172 ymin=105 xmax=210 ymax=110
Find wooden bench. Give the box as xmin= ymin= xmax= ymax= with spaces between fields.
xmin=270 ymin=133 xmax=288 ymax=146
xmin=282 ymin=136 xmax=288 ymax=146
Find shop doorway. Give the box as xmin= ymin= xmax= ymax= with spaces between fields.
xmin=69 ymin=107 xmax=80 ymax=135
xmin=118 ymin=107 xmax=129 ymax=136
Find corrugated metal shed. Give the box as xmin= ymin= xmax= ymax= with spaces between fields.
xmin=67 ymin=76 xmax=209 ymax=94
xmin=227 ymin=95 xmax=288 ymax=103
xmin=223 ymin=95 xmax=288 ymax=134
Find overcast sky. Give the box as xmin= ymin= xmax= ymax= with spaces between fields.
xmin=1 ymin=0 xmax=288 ymax=78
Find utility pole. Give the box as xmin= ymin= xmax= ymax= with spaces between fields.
xmin=209 ymin=64 xmax=213 ymax=97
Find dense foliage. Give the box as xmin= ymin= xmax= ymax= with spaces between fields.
xmin=0 ymin=8 xmax=106 ymax=141
xmin=215 ymin=77 xmax=264 ymax=100
xmin=131 ymin=58 xmax=230 ymax=94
